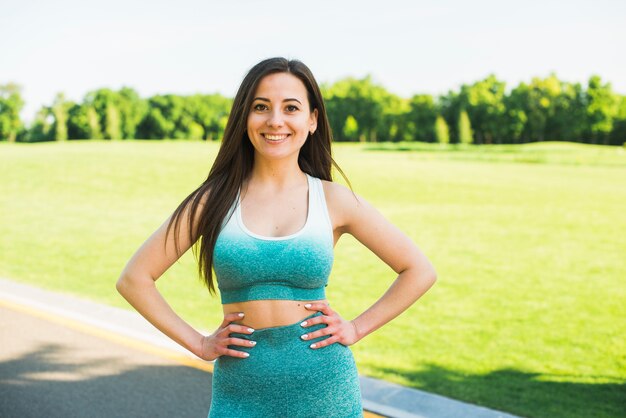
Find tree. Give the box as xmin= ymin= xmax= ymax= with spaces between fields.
xmin=67 ymin=104 xmax=89 ymax=139
xmin=407 ymin=94 xmax=437 ymax=142
xmin=506 ymin=74 xmax=590 ymax=143
xmin=458 ymin=110 xmax=473 ymax=145
xmin=87 ymin=106 xmax=103 ymax=139
xmin=105 ymin=103 xmax=121 ymax=139
xmin=185 ymin=94 xmax=232 ymax=140
xmin=67 ymin=104 xmax=103 ymax=139
xmin=51 ymin=93 xmax=71 ymax=141
xmin=84 ymin=88 xmax=145 ymax=139
xmin=343 ymin=115 xmax=358 ymax=140
xmin=586 ymin=75 xmax=618 ymax=144
xmin=85 ymin=88 xmax=116 ymax=138
xmin=26 ymin=106 xmax=54 ymax=142
xmin=434 ymin=115 xmax=449 ymax=145
xmin=609 ymin=96 xmax=626 ymax=146
xmin=136 ymin=107 xmax=174 ymax=139
xmin=377 ymin=93 xmax=410 ymax=142
xmin=459 ymin=75 xmax=507 ymax=144
xmin=439 ymin=91 xmax=461 ymax=144
xmin=549 ymin=81 xmax=586 ymax=141
xmin=323 ymin=75 xmax=387 ymax=141
xmin=117 ymin=87 xmax=147 ymax=139
xmin=0 ymin=83 xmax=25 ymax=142
xmin=502 ymin=107 xmax=527 ymax=143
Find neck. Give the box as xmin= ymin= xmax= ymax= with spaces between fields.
xmin=249 ymin=155 xmax=306 ymax=189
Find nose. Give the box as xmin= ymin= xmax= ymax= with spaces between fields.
xmin=266 ymin=109 xmax=284 ymax=128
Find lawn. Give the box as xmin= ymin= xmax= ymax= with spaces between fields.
xmin=1 ymin=140 xmax=624 ymax=418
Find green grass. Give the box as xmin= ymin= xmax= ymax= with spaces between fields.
xmin=364 ymin=140 xmax=626 ymax=167
xmin=1 ymin=139 xmax=624 ymax=418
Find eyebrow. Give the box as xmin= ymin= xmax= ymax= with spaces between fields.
xmin=253 ymin=97 xmax=302 ymax=105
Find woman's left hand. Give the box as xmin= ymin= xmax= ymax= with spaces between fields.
xmin=300 ymin=302 xmax=360 ymax=349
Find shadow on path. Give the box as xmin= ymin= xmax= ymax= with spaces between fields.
xmin=0 ymin=343 xmax=212 ymax=418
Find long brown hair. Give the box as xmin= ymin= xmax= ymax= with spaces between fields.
xmin=165 ymin=57 xmax=351 ymax=295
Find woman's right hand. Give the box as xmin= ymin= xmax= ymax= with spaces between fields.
xmin=199 ymin=312 xmax=256 ymax=361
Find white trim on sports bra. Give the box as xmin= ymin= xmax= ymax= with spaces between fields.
xmin=236 ymin=173 xmax=313 ymax=241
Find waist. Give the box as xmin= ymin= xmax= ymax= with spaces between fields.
xmin=224 ymin=299 xmax=328 ymax=330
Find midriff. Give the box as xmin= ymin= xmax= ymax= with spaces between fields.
xmin=223 ymin=299 xmax=328 ymax=330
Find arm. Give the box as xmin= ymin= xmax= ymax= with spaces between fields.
xmin=116 ymin=198 xmax=206 ymax=357
xmin=302 ymin=183 xmax=437 ymax=347
xmin=341 ymin=190 xmax=437 ymax=342
xmin=117 ymin=195 xmax=261 ymax=360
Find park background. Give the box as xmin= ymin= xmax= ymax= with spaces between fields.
xmin=1 ymin=1 xmax=624 ymax=417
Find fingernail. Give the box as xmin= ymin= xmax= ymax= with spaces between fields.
xmin=301 ymin=334 xmax=308 ymax=340
xmin=300 ymin=321 xmax=307 ymax=327
xmin=247 ymin=328 xmax=255 ymax=333
xmin=310 ymin=343 xmax=317 ymax=349
xmin=243 ymin=352 xmax=250 ymax=357
xmin=238 ymin=313 xmax=245 ymax=317
xmin=304 ymin=304 xmax=311 ymax=308
xmin=250 ymin=341 xmax=256 ymax=346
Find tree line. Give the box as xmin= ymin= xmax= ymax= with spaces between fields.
xmin=1 ymin=73 xmax=624 ymax=145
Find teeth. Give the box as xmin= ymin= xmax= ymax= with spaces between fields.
xmin=264 ymin=134 xmax=289 ymax=141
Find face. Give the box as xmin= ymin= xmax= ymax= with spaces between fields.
xmin=246 ymin=72 xmax=318 ymax=162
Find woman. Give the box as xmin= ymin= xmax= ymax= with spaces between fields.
xmin=116 ymin=57 xmax=437 ymax=417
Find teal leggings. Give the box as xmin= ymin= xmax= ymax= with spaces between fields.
xmin=208 ymin=311 xmax=363 ymax=417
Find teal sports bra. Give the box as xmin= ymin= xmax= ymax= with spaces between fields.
xmin=213 ymin=173 xmax=334 ymax=304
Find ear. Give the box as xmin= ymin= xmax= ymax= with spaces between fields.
xmin=309 ymin=108 xmax=318 ymax=134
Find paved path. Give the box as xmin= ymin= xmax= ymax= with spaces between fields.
xmin=0 ymin=305 xmax=212 ymax=418
xmin=0 ymin=278 xmax=520 ymax=418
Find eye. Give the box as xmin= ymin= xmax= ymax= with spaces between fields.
xmin=286 ymin=104 xmax=299 ymax=112
xmin=253 ymin=103 xmax=268 ymax=111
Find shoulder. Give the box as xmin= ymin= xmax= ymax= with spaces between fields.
xmin=320 ymin=179 xmax=358 ymax=206
xmin=320 ymin=179 xmax=370 ymax=233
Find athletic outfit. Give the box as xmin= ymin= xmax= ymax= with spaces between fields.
xmin=208 ymin=173 xmax=363 ymax=417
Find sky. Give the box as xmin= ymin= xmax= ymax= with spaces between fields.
xmin=2 ymin=0 xmax=625 ymax=122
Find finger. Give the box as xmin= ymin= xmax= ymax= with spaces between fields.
xmin=304 ymin=303 xmax=333 ymax=315
xmin=301 ymin=325 xmax=334 ymax=341
xmin=224 ymin=337 xmax=257 ymax=348
xmin=221 ymin=312 xmax=245 ymax=326
xmin=217 ymin=325 xmax=253 ymax=340
xmin=226 ymin=324 xmax=256 ymax=335
xmin=309 ymin=335 xmax=339 ymax=349
xmin=299 ymin=314 xmax=327 ymax=328
xmin=219 ymin=347 xmax=251 ymax=359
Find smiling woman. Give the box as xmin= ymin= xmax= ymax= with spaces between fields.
xmin=116 ymin=57 xmax=437 ymax=418
xmin=246 ymin=73 xmax=318 ymax=161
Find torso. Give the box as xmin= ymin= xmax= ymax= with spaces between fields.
xmin=222 ymin=176 xmax=339 ymax=330
xmin=225 ymin=298 xmax=329 ymax=329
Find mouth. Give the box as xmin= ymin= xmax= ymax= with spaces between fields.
xmin=262 ymin=133 xmax=291 ymax=142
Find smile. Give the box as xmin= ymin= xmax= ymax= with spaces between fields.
xmin=262 ymin=134 xmax=290 ymax=141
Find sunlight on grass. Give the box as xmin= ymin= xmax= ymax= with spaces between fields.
xmin=1 ymin=139 xmax=624 ymax=418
